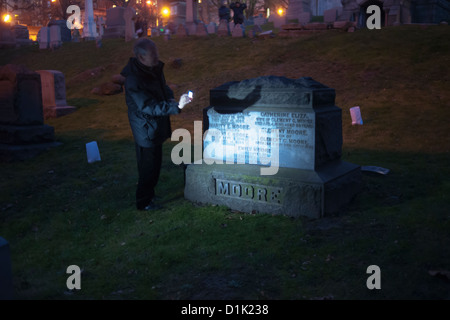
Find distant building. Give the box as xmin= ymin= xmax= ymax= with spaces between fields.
xmin=1 ymin=0 xmax=113 ymax=27
xmin=287 ymin=0 xmax=450 ymax=26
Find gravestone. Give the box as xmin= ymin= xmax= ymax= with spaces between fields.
xmin=49 ymin=25 xmax=62 ymax=49
xmin=0 ymin=64 xmax=61 ymax=161
xmin=11 ymin=25 xmax=32 ymax=46
xmin=217 ymin=20 xmax=230 ymax=36
xmin=324 ymin=7 xmax=339 ymax=24
xmin=231 ymin=24 xmax=245 ymax=37
xmin=124 ymin=6 xmax=136 ymax=42
xmin=184 ymin=76 xmax=362 ymax=219
xmin=0 ymin=237 xmax=13 ymax=300
xmin=206 ymin=22 xmax=217 ymax=35
xmin=185 ymin=0 xmax=198 ymax=36
xmin=47 ymin=20 xmax=72 ymax=42
xmin=38 ymin=26 xmax=49 ymax=49
xmin=0 ymin=22 xmax=16 ymax=48
xmin=286 ymin=0 xmax=311 ymax=21
xmin=103 ymin=7 xmax=126 ymax=39
xmin=298 ymin=12 xmax=312 ymax=24
xmin=196 ymin=22 xmax=208 ymax=36
xmin=268 ymin=14 xmax=286 ymax=29
xmin=254 ymin=14 xmax=266 ymax=26
xmin=176 ymin=24 xmax=188 ymax=37
xmin=36 ymin=70 xmax=77 ymax=119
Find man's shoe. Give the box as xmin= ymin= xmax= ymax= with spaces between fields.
xmin=142 ymin=201 xmax=162 ymax=211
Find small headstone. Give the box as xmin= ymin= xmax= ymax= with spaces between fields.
xmin=217 ymin=20 xmax=230 ymax=37
xmin=206 ymin=22 xmax=217 ymax=35
xmin=196 ymin=22 xmax=208 ymax=36
xmin=176 ymin=24 xmax=188 ymax=37
xmin=0 ymin=64 xmax=61 ymax=161
xmin=49 ymin=25 xmax=62 ymax=49
xmin=36 ymin=70 xmax=77 ymax=119
xmin=232 ymin=23 xmax=245 ymax=37
xmin=0 ymin=237 xmax=14 ymax=300
xmin=38 ymin=27 xmax=49 ymax=49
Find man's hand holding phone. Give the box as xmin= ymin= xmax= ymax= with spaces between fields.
xmin=178 ymin=91 xmax=193 ymax=110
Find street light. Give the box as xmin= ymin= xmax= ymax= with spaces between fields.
xmin=2 ymin=14 xmax=11 ymax=23
xmin=161 ymin=7 xmax=170 ymax=17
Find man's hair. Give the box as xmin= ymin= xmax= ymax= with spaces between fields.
xmin=133 ymin=38 xmax=159 ymax=61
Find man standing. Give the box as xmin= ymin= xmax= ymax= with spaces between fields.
xmin=121 ymin=38 xmax=192 ymax=211
xmin=218 ymin=1 xmax=231 ymax=22
xmin=230 ymin=1 xmax=247 ymax=25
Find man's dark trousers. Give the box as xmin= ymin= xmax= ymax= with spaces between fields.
xmin=135 ymin=143 xmax=163 ymax=210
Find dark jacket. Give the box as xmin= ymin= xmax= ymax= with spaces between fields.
xmin=120 ymin=57 xmax=180 ymax=147
xmin=219 ymin=5 xmax=230 ymax=21
xmin=230 ymin=2 xmax=247 ymax=24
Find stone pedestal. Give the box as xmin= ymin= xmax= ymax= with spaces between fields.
xmin=37 ymin=70 xmax=76 ymax=119
xmin=83 ymin=0 xmax=99 ymax=40
xmin=0 ymin=64 xmax=61 ymax=161
xmin=184 ymin=76 xmax=362 ymax=219
xmin=0 ymin=237 xmax=14 ymax=300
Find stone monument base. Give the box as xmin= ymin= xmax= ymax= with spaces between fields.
xmin=184 ymin=160 xmax=362 ymax=219
xmin=44 ymin=105 xmax=77 ymax=119
xmin=0 ymin=124 xmax=61 ymax=161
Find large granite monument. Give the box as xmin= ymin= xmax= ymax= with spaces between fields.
xmin=184 ymin=76 xmax=362 ymax=219
xmin=0 ymin=64 xmax=61 ymax=161
xmin=103 ymin=7 xmax=126 ymax=39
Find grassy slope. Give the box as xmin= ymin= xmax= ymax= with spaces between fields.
xmin=0 ymin=25 xmax=449 ymax=300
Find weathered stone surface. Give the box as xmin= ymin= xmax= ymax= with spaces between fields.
xmin=184 ymin=76 xmax=362 ymax=218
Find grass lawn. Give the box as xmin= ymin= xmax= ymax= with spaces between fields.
xmin=0 ymin=25 xmax=449 ymax=301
